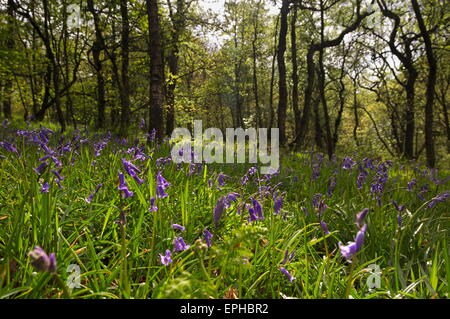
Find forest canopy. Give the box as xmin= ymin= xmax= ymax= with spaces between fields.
xmin=0 ymin=0 xmax=449 ymax=167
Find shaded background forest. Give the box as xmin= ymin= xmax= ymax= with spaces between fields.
xmin=0 ymin=0 xmax=449 ymax=167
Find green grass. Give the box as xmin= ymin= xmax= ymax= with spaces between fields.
xmin=0 ymin=125 xmax=449 ymax=299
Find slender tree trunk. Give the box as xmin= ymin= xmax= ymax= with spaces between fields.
xmin=87 ymin=0 xmax=107 ymax=130
xmin=411 ymin=0 xmax=436 ymax=167
xmin=333 ymin=61 xmax=347 ymax=150
xmin=352 ymin=77 xmax=359 ymax=146
xmin=318 ymin=0 xmax=333 ymax=158
xmin=252 ymin=1 xmax=262 ymax=128
xmin=268 ymin=15 xmax=279 ymax=130
xmin=290 ymin=4 xmax=301 ymax=142
xmin=404 ymin=72 xmax=417 ymax=160
xmin=147 ymin=0 xmax=165 ymax=139
xmin=3 ymin=0 xmax=14 ymax=120
xmin=166 ymin=0 xmax=185 ymax=136
xmin=277 ymin=0 xmax=290 ymax=146
xmin=118 ymin=0 xmax=131 ymax=137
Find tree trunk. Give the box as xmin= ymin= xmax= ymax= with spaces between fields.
xmin=290 ymin=4 xmax=301 ymax=142
xmin=268 ymin=14 xmax=279 ymax=130
xmin=318 ymin=0 xmax=333 ymax=158
xmin=166 ymin=0 xmax=185 ymax=136
xmin=119 ymin=0 xmax=131 ymax=137
xmin=3 ymin=0 xmax=14 ymax=120
xmin=252 ymin=1 xmax=262 ymax=128
xmin=87 ymin=0 xmax=107 ymax=130
xmin=411 ymin=0 xmax=436 ymax=167
xmin=277 ymin=0 xmax=290 ymax=146
xmin=147 ymin=0 xmax=165 ymax=139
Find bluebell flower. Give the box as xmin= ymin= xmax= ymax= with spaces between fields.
xmin=156 ymin=171 xmax=170 ymax=198
xmin=173 ymin=236 xmax=190 ymax=251
xmin=280 ymin=267 xmax=296 ymax=282
xmin=28 ymin=246 xmax=57 ymax=273
xmin=160 ymin=249 xmax=172 ymax=266
xmin=204 ymin=229 xmax=213 ymax=248
xmin=213 ymin=196 xmax=226 ymax=226
xmin=172 ymin=224 xmax=185 ymax=232
xmin=355 ymin=208 xmax=369 ymax=228
xmin=338 ymin=224 xmax=367 ymax=262
xmin=149 ymin=197 xmax=158 ymax=212
xmin=40 ymin=182 xmax=50 ymax=193
xmin=118 ymin=171 xmax=133 ymax=198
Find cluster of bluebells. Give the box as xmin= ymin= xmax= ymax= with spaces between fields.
xmin=370 ymin=162 xmax=390 ymax=206
xmin=158 ymin=225 xmax=214 ymax=266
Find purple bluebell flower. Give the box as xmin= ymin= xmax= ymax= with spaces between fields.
xmin=204 ymin=229 xmax=213 ymax=248
xmin=33 ymin=162 xmax=48 ymax=175
xmin=156 ymin=171 xmax=170 ymax=198
xmin=357 ymin=165 xmax=368 ymax=190
xmin=407 ymin=178 xmax=417 ymax=191
xmin=0 ymin=141 xmax=18 ymax=154
xmin=417 ymin=184 xmax=429 ymax=201
xmin=118 ymin=171 xmax=133 ymax=198
xmin=280 ymin=267 xmax=296 ymax=282
xmin=159 ymin=249 xmax=172 ymax=266
xmin=248 ymin=207 xmax=258 ymax=222
xmin=342 ymin=157 xmax=356 ymax=170
xmin=122 ymin=158 xmax=144 ymax=184
xmin=40 ymin=182 xmax=50 ymax=193
xmin=139 ymin=119 xmax=146 ymax=130
xmin=327 ymin=176 xmax=337 ymax=197
xmin=311 ymin=163 xmax=321 ymax=181
xmin=274 ymin=196 xmax=283 ymax=215
xmin=355 ymin=208 xmax=369 ymax=228
xmin=320 ymin=221 xmax=330 ymax=235
xmin=28 ymin=246 xmax=57 ymax=273
xmin=397 ymin=213 xmax=402 ymax=228
xmin=149 ymin=128 xmax=157 ymax=142
xmin=312 ymin=194 xmax=327 ymax=216
xmin=213 ymin=196 xmax=226 ymax=226
xmin=217 ymin=173 xmax=228 ymax=187
xmin=2 ymin=119 xmax=9 ymax=128
xmin=86 ymin=183 xmax=103 ymax=203
xmin=338 ymin=224 xmax=367 ymax=262
xmin=50 ymin=156 xmax=62 ymax=168
xmin=281 ymin=249 xmax=296 ymax=265
xmin=252 ymin=198 xmax=264 ymax=220
xmin=391 ymin=200 xmax=405 ymax=212
xmin=173 ymin=236 xmax=190 ymax=251
xmin=225 ymin=192 xmax=240 ymax=208
xmin=427 ymin=192 xmax=450 ymax=209
xmin=149 ymin=197 xmax=158 ymax=212
xmin=172 ymin=224 xmax=186 ymax=232
xmin=51 ymin=169 xmax=64 ymax=181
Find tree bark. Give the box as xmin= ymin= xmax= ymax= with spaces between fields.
xmin=290 ymin=4 xmax=301 ymax=143
xmin=277 ymin=0 xmax=290 ymax=146
xmin=411 ymin=0 xmax=436 ymax=167
xmin=87 ymin=0 xmax=107 ymax=130
xmin=118 ymin=0 xmax=131 ymax=137
xmin=147 ymin=0 xmax=165 ymax=139
xmin=2 ymin=0 xmax=14 ymax=120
